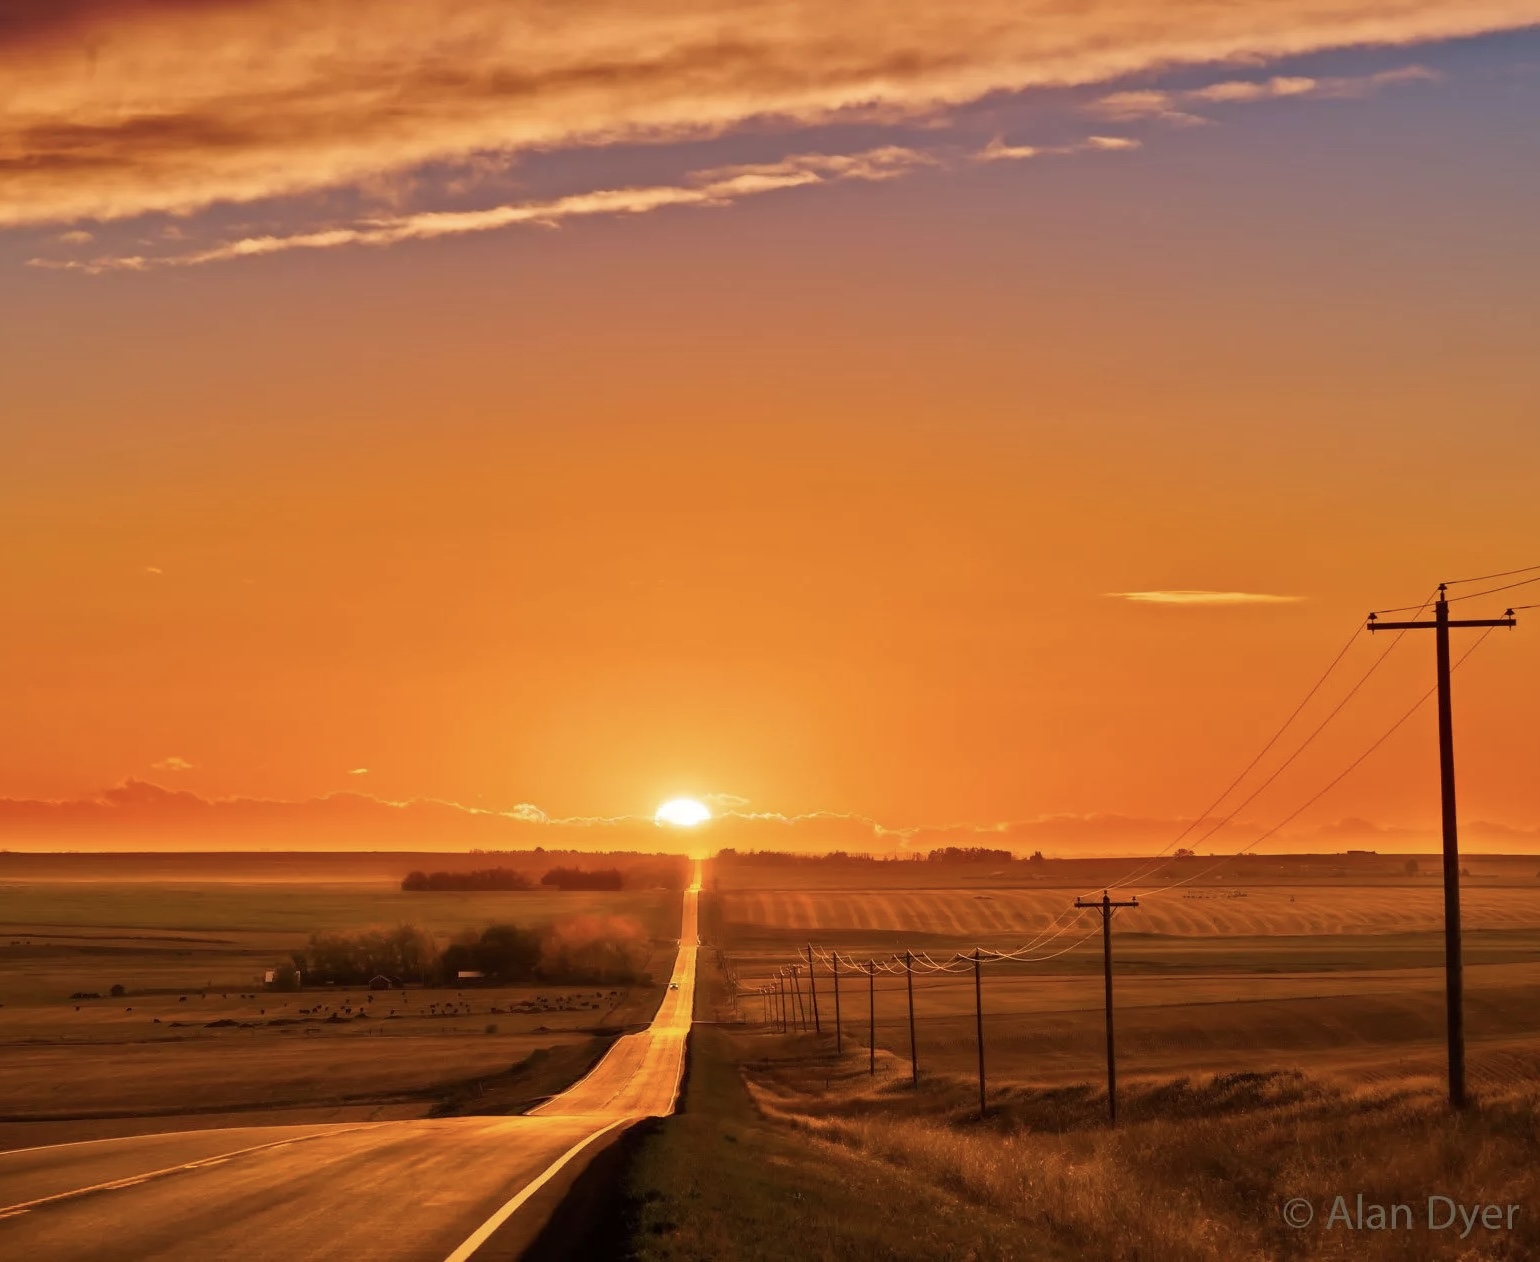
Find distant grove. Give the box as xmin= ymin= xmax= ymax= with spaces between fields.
xmin=401 ymin=858 xmax=685 ymax=891
xmin=269 ymin=914 xmax=652 ymax=989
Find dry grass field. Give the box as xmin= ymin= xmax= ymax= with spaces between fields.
xmin=615 ymin=872 xmax=1540 ymax=1262
xmin=0 ymin=858 xmax=684 ymax=1151
xmin=715 ymin=853 xmax=1540 ymax=1092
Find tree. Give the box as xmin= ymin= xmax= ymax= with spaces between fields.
xmin=270 ymin=962 xmax=302 ymax=991
xmin=1404 ymin=858 xmax=1419 ymax=876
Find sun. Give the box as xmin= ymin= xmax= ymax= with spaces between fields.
xmin=655 ymin=797 xmax=711 ymax=827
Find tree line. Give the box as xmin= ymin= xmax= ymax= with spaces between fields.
xmin=401 ymin=860 xmax=685 ymax=891
xmin=268 ymin=913 xmax=651 ymax=989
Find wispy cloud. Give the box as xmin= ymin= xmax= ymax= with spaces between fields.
xmin=976 ymin=137 xmax=1042 ymax=163
xmin=151 ymin=756 xmax=194 ymax=772
xmin=32 ymin=146 xmax=937 ymax=271
xmin=1109 ymin=590 xmax=1306 ymax=605
xmin=0 ymin=3 xmax=1524 ymax=230
xmin=972 ymin=133 xmax=1139 ymax=162
xmin=347 ymin=767 xmax=369 ymax=776
xmin=1091 ymin=64 xmax=1439 ymax=124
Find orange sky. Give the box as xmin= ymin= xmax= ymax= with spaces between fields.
xmin=2 ymin=3 xmax=1538 ymax=853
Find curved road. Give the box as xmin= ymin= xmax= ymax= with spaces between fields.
xmin=0 ymin=864 xmax=700 ymax=1261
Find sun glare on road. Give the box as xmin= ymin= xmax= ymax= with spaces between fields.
xmin=655 ymin=797 xmax=711 ymax=827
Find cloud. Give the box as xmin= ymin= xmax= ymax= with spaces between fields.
xmin=976 ymin=137 xmax=1041 ymax=162
xmin=0 ymin=783 xmax=1534 ymax=855
xmin=347 ymin=767 xmax=369 ymax=776
xmin=1109 ymin=590 xmax=1306 ymax=605
xmin=703 ymin=792 xmax=751 ymax=809
xmin=33 ymin=145 xmax=937 ymax=271
xmin=144 ymin=565 xmax=164 ymax=575
xmin=0 ymin=3 xmax=1528 ymax=229
xmin=150 ymin=755 xmax=194 ymax=772
xmin=1091 ymin=63 xmax=1439 ymax=123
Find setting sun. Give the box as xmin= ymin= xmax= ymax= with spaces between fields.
xmin=655 ymin=798 xmax=711 ymax=828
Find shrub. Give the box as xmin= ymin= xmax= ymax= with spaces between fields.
xmin=109 ymin=983 xmax=126 ymax=997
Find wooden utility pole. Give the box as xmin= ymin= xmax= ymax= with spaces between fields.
xmin=904 ymin=950 xmax=919 ymax=1086
xmin=806 ymin=945 xmax=821 ymax=1034
xmin=1075 ymin=891 xmax=1139 ymax=1124
xmin=867 ymin=960 xmax=876 ymax=1076
xmin=831 ymin=951 xmax=843 ymax=1054
xmin=972 ymin=949 xmax=986 ymax=1119
xmin=1369 ymin=587 xmax=1517 ymax=1109
xmin=777 ymin=970 xmax=788 ymax=1032
xmin=790 ymin=965 xmax=806 ymax=1031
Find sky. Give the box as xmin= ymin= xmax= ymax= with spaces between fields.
xmin=2 ymin=2 xmax=1539 ymax=853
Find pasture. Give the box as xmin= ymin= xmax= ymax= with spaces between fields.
xmin=0 ymin=865 xmax=683 ymax=1151
xmin=715 ymin=854 xmax=1540 ymax=1093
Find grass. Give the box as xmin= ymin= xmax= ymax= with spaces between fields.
xmin=608 ymin=966 xmax=1063 ymax=1261
xmin=619 ymin=948 xmax=1540 ymax=1261
xmin=717 ymin=858 xmax=1540 ymax=1091
xmin=747 ymin=1043 xmax=1540 ymax=1261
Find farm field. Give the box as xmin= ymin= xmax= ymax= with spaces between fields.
xmin=715 ymin=855 xmax=1540 ymax=1094
xmin=0 ymin=863 xmax=684 ymax=1151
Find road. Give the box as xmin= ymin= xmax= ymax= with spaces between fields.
xmin=0 ymin=864 xmax=700 ymax=1261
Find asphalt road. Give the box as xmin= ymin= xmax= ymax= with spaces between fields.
xmin=0 ymin=865 xmax=701 ymax=1260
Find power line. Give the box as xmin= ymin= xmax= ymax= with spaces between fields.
xmin=1116 ymin=593 xmax=1434 ymax=876
xmin=1446 ymin=573 xmax=1540 ymax=604
xmin=1096 ymin=620 xmax=1367 ymax=896
xmin=1444 ymin=562 xmax=1540 ymax=585
xmin=1136 ymin=624 xmax=1501 ymax=899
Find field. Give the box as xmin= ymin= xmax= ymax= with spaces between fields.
xmin=616 ymin=871 xmax=1540 ymax=1261
xmin=714 ymin=854 xmax=1540 ymax=1093
xmin=0 ymin=856 xmax=685 ymax=1151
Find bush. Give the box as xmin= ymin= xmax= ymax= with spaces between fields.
xmin=110 ymin=983 xmax=126 ymax=998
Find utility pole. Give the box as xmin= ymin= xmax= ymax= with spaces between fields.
xmin=867 ymin=960 xmax=876 ymax=1077
xmin=972 ymin=949 xmax=986 ymax=1119
xmin=904 ymin=950 xmax=919 ymax=1086
xmin=831 ymin=951 xmax=843 ymax=1054
xmin=790 ymin=965 xmax=806 ymax=1031
xmin=806 ymin=945 xmax=821 ymax=1034
xmin=1075 ymin=891 xmax=1139 ymax=1125
xmin=1369 ymin=587 xmax=1517 ymax=1109
xmin=777 ymin=970 xmax=788 ymax=1033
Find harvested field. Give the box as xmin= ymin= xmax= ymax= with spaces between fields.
xmin=0 ymin=868 xmax=682 ymax=1151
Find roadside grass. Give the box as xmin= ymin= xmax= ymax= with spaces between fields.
xmin=616 ymin=1024 xmax=1065 ymax=1262
xmin=745 ymin=1039 xmax=1540 ymax=1262
xmin=621 ymin=934 xmax=1540 ymax=1262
